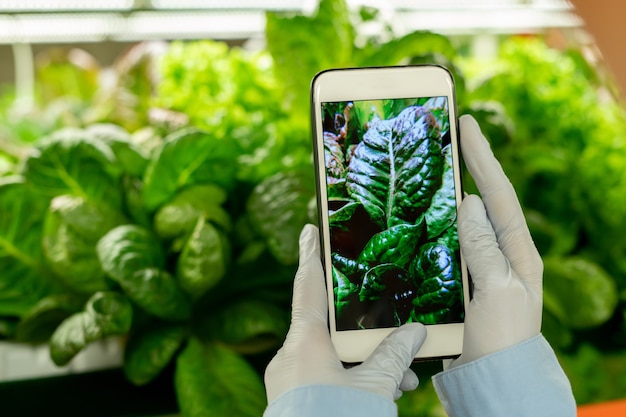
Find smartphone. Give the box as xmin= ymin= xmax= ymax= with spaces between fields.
xmin=311 ymin=65 xmax=469 ymax=363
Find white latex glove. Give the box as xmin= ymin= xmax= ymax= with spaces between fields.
xmin=452 ymin=115 xmax=543 ymax=367
xmin=264 ymin=224 xmax=427 ymax=404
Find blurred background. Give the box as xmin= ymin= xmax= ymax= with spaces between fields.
xmin=0 ymin=0 xmax=625 ymax=416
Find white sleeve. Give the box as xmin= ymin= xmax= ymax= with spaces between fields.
xmin=432 ymin=334 xmax=576 ymax=417
xmin=263 ymin=384 xmax=397 ymax=417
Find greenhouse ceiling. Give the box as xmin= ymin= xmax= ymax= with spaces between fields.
xmin=0 ymin=0 xmax=581 ymax=44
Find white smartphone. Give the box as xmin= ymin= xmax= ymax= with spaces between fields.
xmin=311 ymin=65 xmax=470 ymax=363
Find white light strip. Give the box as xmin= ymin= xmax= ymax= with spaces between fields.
xmin=120 ymin=11 xmax=265 ymax=41
xmin=0 ymin=1 xmax=581 ymax=44
xmin=357 ymin=0 xmax=572 ymax=10
xmin=395 ymin=8 xmax=582 ymax=35
xmin=152 ymin=0 xmax=308 ymax=10
xmin=0 ymin=12 xmax=267 ymax=43
xmin=0 ymin=0 xmax=133 ymax=12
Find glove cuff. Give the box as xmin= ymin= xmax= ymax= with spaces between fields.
xmin=264 ymin=384 xmax=396 ymax=417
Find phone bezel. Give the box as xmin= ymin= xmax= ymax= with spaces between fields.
xmin=311 ymin=65 xmax=469 ymax=363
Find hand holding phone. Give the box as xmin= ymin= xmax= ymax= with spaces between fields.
xmin=451 ymin=115 xmax=543 ymax=367
xmin=264 ymin=224 xmax=427 ymax=404
xmin=311 ymin=66 xmax=469 ymax=362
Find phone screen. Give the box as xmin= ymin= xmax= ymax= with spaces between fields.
xmin=320 ymin=96 xmax=464 ymax=331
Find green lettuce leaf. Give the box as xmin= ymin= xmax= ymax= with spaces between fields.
xmin=97 ymin=225 xmax=191 ymax=320
xmin=50 ymin=291 xmax=132 ymax=366
xmin=265 ymin=0 xmax=355 ymax=112
xmin=0 ymin=177 xmax=53 ymax=316
xmin=21 ymin=127 xmax=122 ymax=208
xmin=85 ymin=123 xmax=149 ymax=177
xmin=175 ymin=338 xmax=266 ymax=417
xmin=177 ymin=218 xmax=230 ymax=299
xmin=15 ymin=294 xmax=85 ymax=343
xmin=357 ymin=223 xmax=423 ymax=269
xmin=424 ymin=144 xmax=457 ymax=239
xmin=124 ymin=323 xmax=187 ymax=386
xmin=154 ymin=184 xmax=231 ymax=240
xmin=357 ymin=31 xmax=457 ymax=67
xmin=197 ymin=299 xmax=289 ymax=355
xmin=333 ymin=266 xmax=358 ymax=318
xmin=43 ymin=194 xmax=126 ymax=293
xmin=346 ymin=107 xmax=444 ymax=228
xmin=247 ymin=171 xmax=315 ymax=265
xmin=543 ymin=257 xmax=618 ymax=329
xmin=142 ymin=128 xmax=239 ymax=211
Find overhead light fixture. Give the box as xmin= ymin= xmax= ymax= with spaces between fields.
xmin=0 ymin=0 xmax=133 ymax=12
xmin=0 ymin=0 xmax=580 ymax=44
xmin=0 ymin=11 xmax=267 ymax=44
xmin=119 ymin=11 xmax=266 ymax=41
xmin=151 ymin=0 xmax=309 ymax=11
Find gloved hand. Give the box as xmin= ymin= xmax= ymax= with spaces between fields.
xmin=264 ymin=224 xmax=427 ymax=404
xmin=451 ymin=115 xmax=543 ymax=367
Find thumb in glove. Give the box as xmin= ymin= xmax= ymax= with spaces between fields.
xmin=264 ymin=224 xmax=427 ymax=403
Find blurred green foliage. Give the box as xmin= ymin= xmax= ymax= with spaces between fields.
xmin=0 ymin=0 xmax=625 ymax=414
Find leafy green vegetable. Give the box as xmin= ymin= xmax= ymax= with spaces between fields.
xmin=0 ymin=177 xmax=53 ymax=316
xmin=266 ymin=0 xmax=458 ymax=114
xmin=324 ymin=99 xmax=461 ymax=330
xmin=329 ymin=201 xmax=359 ymax=226
xmin=332 ymin=252 xmax=369 ymax=277
xmin=357 ymin=223 xmax=423 ymax=268
xmin=50 ymin=291 xmax=133 ymax=366
xmin=97 ymin=225 xmax=191 ymax=320
xmin=124 ymin=323 xmax=188 ymax=386
xmin=43 ymin=194 xmax=126 ymax=293
xmin=346 ymin=106 xmax=444 ymax=228
xmin=410 ymin=243 xmax=462 ymax=324
xmin=142 ymin=128 xmax=239 ymax=211
xmin=85 ymin=124 xmax=149 ymax=177
xmin=424 ymin=144 xmax=457 ymax=239
xmin=96 ymin=42 xmax=168 ymax=132
xmin=97 ymin=225 xmax=165 ymax=274
xmin=360 ymin=264 xmax=412 ymax=302
xmin=35 ymin=47 xmax=100 ymax=104
xmin=177 ymin=218 xmax=230 ymax=299
xmin=154 ymin=184 xmax=231 ymax=240
xmin=175 ymin=338 xmax=267 ymax=417
xmin=156 ymin=40 xmax=292 ymax=184
xmin=324 ymin=132 xmax=347 ymax=188
xmin=558 ymin=344 xmax=626 ymax=404
xmin=197 ymin=299 xmax=289 ymax=354
xmin=247 ymin=171 xmax=316 ymax=265
xmin=21 ymin=127 xmax=122 ymax=208
xmin=333 ymin=266 xmax=358 ymax=317
xmin=265 ymin=0 xmax=355 ymax=113
xmin=543 ymin=256 xmax=618 ymax=329
xmin=14 ymin=294 xmax=85 ymax=343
